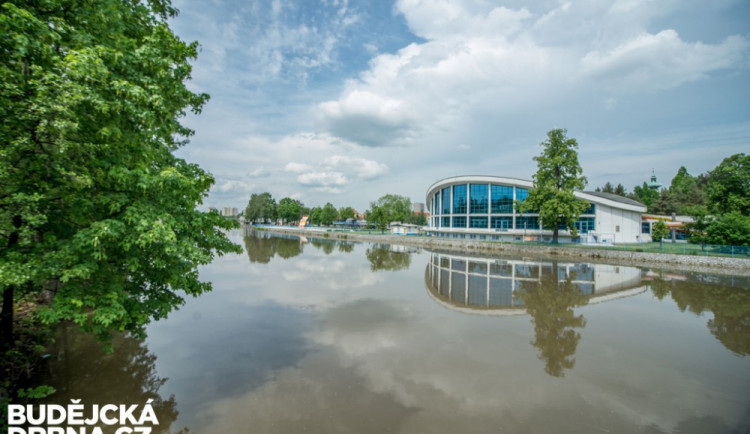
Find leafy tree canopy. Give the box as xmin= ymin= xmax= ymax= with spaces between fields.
xmin=520 ymin=129 xmax=588 ymax=243
xmin=338 ymin=206 xmax=356 ymax=220
xmin=706 ymin=153 xmax=749 ymax=216
xmin=367 ymin=194 xmax=412 ymax=231
xmin=1 ymin=0 xmax=240 ymax=349
xmin=245 ymin=192 xmax=277 ymax=223
xmin=277 ymin=197 xmax=303 ymax=223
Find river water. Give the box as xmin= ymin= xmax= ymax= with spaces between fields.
xmin=41 ymin=230 xmax=750 ymax=433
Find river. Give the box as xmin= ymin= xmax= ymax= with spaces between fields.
xmin=40 ymin=229 xmax=750 ymax=433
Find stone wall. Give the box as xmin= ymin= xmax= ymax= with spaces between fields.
xmin=249 ymin=226 xmax=750 ymax=276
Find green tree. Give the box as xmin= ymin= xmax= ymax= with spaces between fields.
xmin=614 ymin=183 xmax=627 ymax=197
xmin=277 ymin=197 xmax=303 ymax=223
xmin=704 ymin=212 xmax=750 ymax=246
xmin=318 ymin=203 xmax=338 ymax=226
xmin=367 ymin=194 xmax=412 ymax=231
xmin=632 ymin=182 xmax=659 ymax=210
xmin=338 ymin=206 xmax=356 ymax=220
xmin=0 ymin=0 xmax=240 ymax=350
xmin=667 ymin=166 xmax=706 ymax=214
xmin=652 ymin=220 xmax=670 ymax=241
xmin=245 ymin=192 xmax=277 ymax=223
xmin=520 ymin=129 xmax=588 ymax=243
xmin=706 ymin=154 xmax=749 ymax=215
xmin=651 ymin=189 xmax=678 ymax=215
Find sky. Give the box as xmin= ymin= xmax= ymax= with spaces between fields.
xmin=168 ymin=0 xmax=750 ymax=212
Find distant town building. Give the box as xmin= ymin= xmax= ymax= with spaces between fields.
xmin=412 ymin=202 xmax=425 ymax=214
xmin=221 ymin=207 xmax=239 ymax=217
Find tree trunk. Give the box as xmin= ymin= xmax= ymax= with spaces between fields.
xmin=552 ymin=226 xmax=559 ymax=244
xmin=1 ymin=215 xmax=23 ymax=349
xmin=0 ymin=285 xmax=13 ymax=349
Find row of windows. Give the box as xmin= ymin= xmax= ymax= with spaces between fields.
xmin=433 ymin=184 xmax=531 ymax=216
xmin=432 ymin=183 xmax=596 ymax=216
xmin=431 ymin=215 xmax=595 ymax=232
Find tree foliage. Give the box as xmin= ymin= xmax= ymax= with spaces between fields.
xmin=338 ymin=206 xmax=356 ymax=220
xmin=0 ymin=0 xmax=240 ymax=349
xmin=367 ymin=194 xmax=412 ymax=231
xmin=310 ymin=203 xmax=337 ymax=226
xmin=277 ymin=197 xmax=303 ymax=223
xmin=245 ymin=193 xmax=277 ymax=223
xmin=652 ymin=220 xmax=670 ymax=241
xmin=632 ymin=182 xmax=659 ymax=210
xmin=520 ymin=129 xmax=588 ymax=243
xmin=706 ymin=154 xmax=749 ymax=216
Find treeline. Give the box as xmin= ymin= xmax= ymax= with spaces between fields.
xmin=595 ymin=153 xmax=749 ymax=245
xmin=242 ymin=192 xmax=427 ymax=227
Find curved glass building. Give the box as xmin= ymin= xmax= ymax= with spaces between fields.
xmin=426 ymin=176 xmax=648 ymax=243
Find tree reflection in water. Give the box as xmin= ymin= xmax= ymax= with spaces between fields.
xmin=365 ymin=245 xmax=412 ymax=271
xmin=517 ymin=263 xmax=589 ymax=377
xmin=244 ymin=231 xmax=303 ymax=263
xmin=649 ymin=272 xmax=750 ymax=356
xmin=42 ymin=323 xmax=185 ymax=433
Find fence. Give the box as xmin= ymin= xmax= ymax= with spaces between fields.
xmin=559 ymin=240 xmax=750 ymax=258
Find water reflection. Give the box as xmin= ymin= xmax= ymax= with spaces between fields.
xmin=42 ymin=323 xmax=185 ymax=433
xmin=425 ymin=252 xmax=647 ymax=377
xmin=517 ymin=263 xmax=589 ymax=377
xmin=647 ymin=272 xmax=750 ymax=356
xmin=244 ymin=231 xmax=304 ymax=263
xmin=365 ymin=244 xmax=414 ymax=271
xmin=425 ymin=252 xmax=645 ymax=313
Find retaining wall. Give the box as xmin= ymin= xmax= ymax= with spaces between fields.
xmin=250 ymin=226 xmax=750 ymax=276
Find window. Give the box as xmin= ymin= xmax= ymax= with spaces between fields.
xmin=470 ymin=216 xmax=488 ymax=228
xmin=491 ymin=185 xmax=514 ymax=213
xmin=516 ymin=216 xmax=539 ymax=230
xmin=583 ymin=202 xmax=595 ymax=215
xmin=574 ymin=217 xmax=595 ymax=233
xmin=515 ymin=188 xmax=536 ymax=213
xmin=642 ymin=222 xmax=651 ymax=234
xmin=434 ymin=192 xmax=440 ymax=216
xmin=453 ymin=184 xmax=467 ymax=214
xmin=441 ymin=187 xmax=451 ymax=214
xmin=442 ymin=216 xmax=450 ymax=227
xmin=469 ymin=184 xmax=489 ymax=214
xmin=452 ymin=216 xmax=467 ymax=228
xmin=491 ymin=216 xmax=512 ymax=230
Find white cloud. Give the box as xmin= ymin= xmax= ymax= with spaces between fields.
xmin=581 ymin=31 xmax=749 ymax=90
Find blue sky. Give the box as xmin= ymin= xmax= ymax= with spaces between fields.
xmin=169 ymin=0 xmax=750 ymax=212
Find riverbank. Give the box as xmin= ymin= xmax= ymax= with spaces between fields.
xmin=250 ymin=226 xmax=750 ymax=276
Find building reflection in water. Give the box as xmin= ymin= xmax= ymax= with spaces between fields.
xmin=424 ymin=252 xmax=645 ymax=314
xmin=425 ymin=251 xmax=647 ymax=377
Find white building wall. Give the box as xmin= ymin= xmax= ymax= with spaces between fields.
xmin=595 ymin=205 xmax=642 ymax=243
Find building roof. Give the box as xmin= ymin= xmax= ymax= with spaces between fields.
xmin=426 ymin=175 xmax=647 ymax=213
xmin=582 ymin=191 xmax=646 ymax=208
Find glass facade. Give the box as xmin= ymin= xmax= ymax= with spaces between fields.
xmin=491 ymin=185 xmax=513 ymax=213
xmin=469 ymin=216 xmax=488 ymax=228
xmin=453 ymin=185 xmax=467 ymax=214
xmin=491 ymin=216 xmax=512 ymax=230
xmin=441 ymin=188 xmax=451 ymax=214
xmin=469 ymin=184 xmax=488 ymax=214
xmin=428 ymin=181 xmax=599 ymax=237
xmin=516 ymin=216 xmax=539 ymax=230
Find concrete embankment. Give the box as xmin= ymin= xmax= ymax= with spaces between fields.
xmin=251 ymin=226 xmax=750 ymax=277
